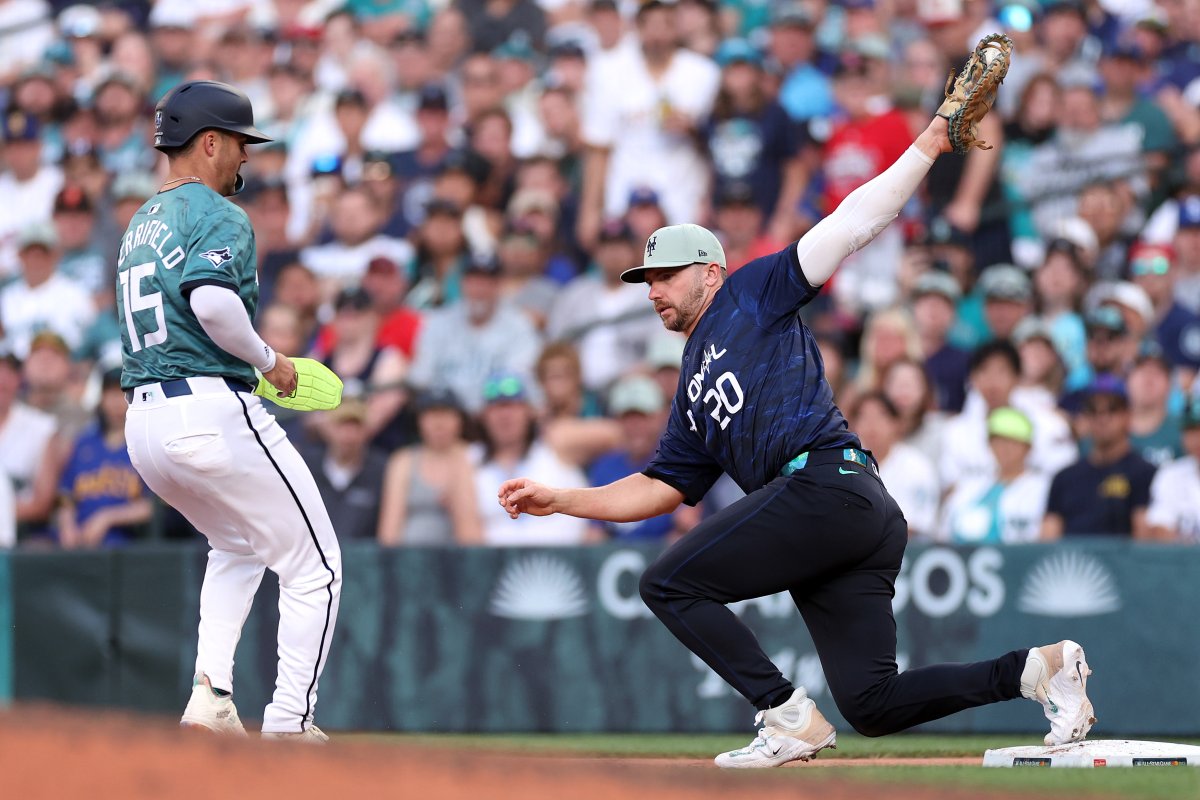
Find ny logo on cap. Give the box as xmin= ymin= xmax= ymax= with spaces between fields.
xmin=155 ymin=110 xmax=162 ymax=131
xmin=646 ymin=236 xmax=657 ymax=257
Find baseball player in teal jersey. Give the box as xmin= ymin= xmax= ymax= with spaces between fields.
xmin=120 ymin=81 xmax=339 ymax=742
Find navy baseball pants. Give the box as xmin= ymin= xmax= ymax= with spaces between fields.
xmin=638 ymin=451 xmax=1027 ymax=736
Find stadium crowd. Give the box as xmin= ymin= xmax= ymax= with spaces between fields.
xmin=0 ymin=0 xmax=1198 ymax=550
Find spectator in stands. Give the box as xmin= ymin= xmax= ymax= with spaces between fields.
xmin=1173 ymin=196 xmax=1200 ymax=312
xmin=587 ymin=374 xmax=679 ymax=542
xmin=1076 ymin=181 xmax=1133 ymax=281
xmin=941 ymin=340 xmax=1076 ymax=492
xmin=409 ymin=255 xmax=542 ymax=415
xmin=578 ymin=0 xmax=720 ymax=241
xmin=0 ymin=110 xmax=62 ymax=276
xmin=271 ymin=262 xmax=323 ymax=351
xmin=854 ymin=308 xmax=923 ymax=395
xmin=53 ymin=369 xmax=150 ymax=548
xmin=301 ymin=185 xmax=415 ymax=298
xmin=408 ymin=197 xmax=472 ymax=309
xmin=1031 ymin=238 xmax=1090 ymax=390
xmin=473 ymin=372 xmax=589 ymax=545
xmin=623 ymin=186 xmax=671 ymax=248
xmin=1127 ymin=345 xmax=1185 ymax=467
xmin=1129 ymin=243 xmax=1200 ymax=377
xmin=460 ymin=0 xmax=546 ymax=53
xmin=0 ymin=350 xmax=55 ymax=531
xmin=1000 ymin=74 xmax=1060 ymax=259
xmin=850 ymin=391 xmax=939 ymax=540
xmin=978 ymin=263 xmax=1034 ymax=343
xmin=940 ymin=407 xmax=1049 ymax=544
xmin=1012 ymin=318 xmax=1067 ymax=412
xmin=21 ymin=332 xmax=88 ymax=440
xmin=378 ymin=387 xmax=482 ymax=546
xmin=316 ymin=287 xmax=409 ymax=449
xmin=767 ymin=3 xmax=834 ymax=123
xmin=303 ymin=399 xmax=388 ymax=542
xmin=703 ymin=39 xmax=806 ymax=241
xmin=535 ymin=342 xmax=602 ymax=422
xmin=881 ymin=357 xmax=947 ymax=466
xmin=547 ymin=219 xmax=661 ymax=393
xmin=711 ymin=181 xmax=787 ymax=273
xmin=496 ymin=217 xmax=559 ymax=330
xmin=0 ymin=223 xmax=94 ymax=359
xmin=1146 ymin=394 xmax=1200 ymax=541
xmin=1042 ymin=376 xmax=1157 ymax=539
xmin=910 ymin=271 xmax=969 ymax=412
xmin=314 ymin=257 xmax=422 ymax=361
xmin=1061 ymin=306 xmax=1135 ymax=414
xmin=392 ymin=85 xmax=454 ymax=230
xmin=91 ymin=71 xmax=155 ymax=174
xmin=821 ymin=49 xmax=912 ymax=313
xmin=645 ymin=333 xmax=687 ymax=410
xmin=51 ymin=185 xmax=106 ymax=295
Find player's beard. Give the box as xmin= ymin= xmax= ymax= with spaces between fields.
xmin=659 ymin=270 xmax=706 ymax=333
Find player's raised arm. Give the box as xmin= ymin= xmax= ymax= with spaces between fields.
xmin=498 ymin=473 xmax=684 ymax=522
xmin=793 ymin=34 xmax=1011 ymax=287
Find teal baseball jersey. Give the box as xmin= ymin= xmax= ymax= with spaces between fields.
xmin=117 ymin=182 xmax=260 ymax=389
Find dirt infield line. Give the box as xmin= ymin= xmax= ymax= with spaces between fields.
xmin=0 ymin=705 xmax=1033 ymax=800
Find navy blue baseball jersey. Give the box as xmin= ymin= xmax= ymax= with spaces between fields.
xmin=644 ymin=245 xmax=859 ymax=504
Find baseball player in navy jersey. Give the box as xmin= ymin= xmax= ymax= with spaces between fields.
xmin=499 ymin=114 xmax=1096 ymax=766
xmin=120 ymin=81 xmax=339 ymax=742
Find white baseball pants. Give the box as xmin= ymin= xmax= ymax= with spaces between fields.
xmin=125 ymin=377 xmax=342 ymax=733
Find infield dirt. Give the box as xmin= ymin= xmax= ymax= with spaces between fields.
xmin=0 ymin=706 xmax=1057 ymax=799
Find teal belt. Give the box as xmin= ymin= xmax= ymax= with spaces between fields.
xmin=780 ymin=447 xmax=872 ymax=477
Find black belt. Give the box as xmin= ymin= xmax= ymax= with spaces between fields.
xmin=779 ymin=447 xmax=877 ymax=476
xmin=124 ymin=376 xmax=254 ymax=404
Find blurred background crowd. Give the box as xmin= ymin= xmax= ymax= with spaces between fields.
xmin=0 ymin=0 xmax=1199 ymax=551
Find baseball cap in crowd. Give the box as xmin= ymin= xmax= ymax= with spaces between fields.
xmin=112 ymin=171 xmax=160 ymax=202
xmin=978 ymin=264 xmax=1032 ymax=303
xmin=771 ymin=2 xmax=816 ymax=27
xmin=463 ymin=253 xmax=502 ymax=277
xmin=1183 ymin=394 xmax=1200 ymax=429
xmin=597 ymin=218 xmax=634 ymax=244
xmin=334 ymin=286 xmax=373 ymax=312
xmin=1012 ymin=317 xmax=1056 ymax=346
xmin=424 ymin=197 xmax=463 ymax=218
xmin=646 ymin=334 xmax=686 ymax=371
xmin=58 ymin=4 xmax=102 ymax=38
xmin=1103 ymin=40 xmax=1146 ymax=62
xmin=1129 ymin=243 xmax=1174 ymax=276
xmin=1085 ymin=374 xmax=1129 ymax=406
xmin=148 ymin=2 xmax=196 ymax=29
xmin=508 ymin=188 xmax=559 ymax=220
xmin=986 ymin=407 xmax=1033 ymax=445
xmin=1043 ymin=0 xmax=1086 ymax=17
xmin=627 ymin=186 xmax=661 ymax=208
xmin=621 ymin=223 xmax=727 ymax=284
xmin=608 ymin=374 xmax=665 ymax=416
xmin=29 ymin=330 xmax=71 ymax=356
xmin=714 ymin=38 xmax=762 ymax=68
xmin=912 ymin=270 xmax=961 ymax=302
xmin=548 ymin=41 xmax=586 ymax=61
xmin=54 ymin=184 xmax=92 ymax=214
xmin=493 ymin=36 xmax=538 ymax=64
xmin=1043 ymin=237 xmax=1084 ymax=270
xmin=1178 ymin=196 xmax=1200 ymax=229
xmin=483 ymin=372 xmax=529 ymax=404
xmin=715 ymin=181 xmax=756 ymax=208
xmin=417 ymin=84 xmax=449 ymax=112
xmin=1084 ymin=305 xmax=1127 ymax=336
xmin=415 ymin=386 xmax=464 ymax=414
xmin=328 ymin=397 xmax=369 ymax=424
xmin=2 ymin=110 xmax=39 ymax=142
xmin=18 ymin=222 xmax=58 ymax=250
xmin=1133 ymin=339 xmax=1171 ymax=370
xmin=366 ymin=256 xmax=401 ymax=277
xmin=924 ymin=216 xmax=972 ymax=249
xmin=1097 ymin=283 xmax=1154 ymax=330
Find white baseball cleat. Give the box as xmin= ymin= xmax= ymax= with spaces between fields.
xmin=1021 ymin=639 xmax=1096 ymax=746
xmin=180 ymin=673 xmax=247 ymax=737
xmin=262 ymin=724 xmax=330 ymax=744
xmin=714 ymin=688 xmax=837 ymax=768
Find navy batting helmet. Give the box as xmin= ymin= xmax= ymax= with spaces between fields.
xmin=154 ymin=80 xmax=272 ymax=151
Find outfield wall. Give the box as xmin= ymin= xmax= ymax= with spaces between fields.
xmin=0 ymin=541 xmax=1188 ymax=733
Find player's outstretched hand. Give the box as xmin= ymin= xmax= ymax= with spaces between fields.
xmin=262 ymin=353 xmax=298 ymax=397
xmin=498 ymin=478 xmax=559 ymax=519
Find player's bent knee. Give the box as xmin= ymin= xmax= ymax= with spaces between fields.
xmin=839 ymin=704 xmax=896 ymax=738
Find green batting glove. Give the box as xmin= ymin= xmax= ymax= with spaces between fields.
xmin=254 ymin=357 xmax=344 ymax=412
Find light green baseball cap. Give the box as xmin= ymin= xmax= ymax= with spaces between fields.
xmin=986 ymin=407 xmax=1033 ymax=445
xmin=620 ymin=223 xmax=726 ymax=284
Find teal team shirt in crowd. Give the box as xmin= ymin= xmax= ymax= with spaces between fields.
xmin=117 ymin=182 xmax=260 ymax=390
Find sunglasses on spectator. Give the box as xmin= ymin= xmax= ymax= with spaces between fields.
xmin=1131 ymin=256 xmax=1170 ymax=276
xmin=1084 ymin=402 xmax=1126 ymax=416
